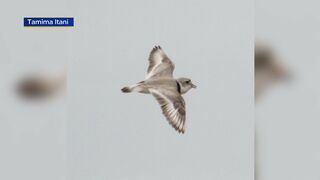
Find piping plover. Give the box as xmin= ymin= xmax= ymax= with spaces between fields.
xmin=121 ymin=46 xmax=196 ymax=133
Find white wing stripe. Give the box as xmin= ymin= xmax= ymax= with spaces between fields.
xmin=146 ymin=60 xmax=162 ymax=79
xmin=150 ymin=89 xmax=186 ymax=133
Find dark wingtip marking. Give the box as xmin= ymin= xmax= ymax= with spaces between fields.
xmin=154 ymin=45 xmax=162 ymax=50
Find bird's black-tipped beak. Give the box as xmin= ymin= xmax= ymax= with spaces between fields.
xmin=191 ymin=83 xmax=197 ymax=88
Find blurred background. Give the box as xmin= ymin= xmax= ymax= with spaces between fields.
xmin=255 ymin=0 xmax=320 ymax=179
xmin=0 ymin=62 xmax=67 ymax=180
xmin=0 ymin=0 xmax=71 ymax=177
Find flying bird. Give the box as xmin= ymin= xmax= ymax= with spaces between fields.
xmin=121 ymin=46 xmax=196 ymax=133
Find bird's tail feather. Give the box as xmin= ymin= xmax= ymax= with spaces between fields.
xmin=121 ymin=86 xmax=132 ymax=93
xmin=121 ymin=83 xmax=147 ymax=93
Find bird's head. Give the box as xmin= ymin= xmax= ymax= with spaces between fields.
xmin=177 ymin=78 xmax=197 ymax=94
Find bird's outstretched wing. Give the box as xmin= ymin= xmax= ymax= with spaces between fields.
xmin=150 ymin=88 xmax=186 ymax=133
xmin=146 ymin=46 xmax=175 ymax=79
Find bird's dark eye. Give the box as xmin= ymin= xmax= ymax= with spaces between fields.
xmin=186 ymin=80 xmax=191 ymax=84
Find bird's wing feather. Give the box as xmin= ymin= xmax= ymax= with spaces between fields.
xmin=146 ymin=46 xmax=175 ymax=79
xmin=150 ymin=88 xmax=186 ymax=133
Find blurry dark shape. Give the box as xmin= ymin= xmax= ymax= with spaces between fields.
xmin=17 ymin=70 xmax=66 ymax=100
xmin=255 ymin=43 xmax=289 ymax=99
